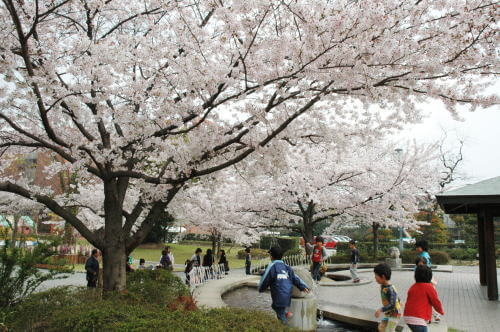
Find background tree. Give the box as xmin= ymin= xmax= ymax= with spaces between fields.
xmin=143 ymin=210 xmax=174 ymax=244
xmin=0 ymin=0 xmax=497 ymax=290
xmin=237 ymin=138 xmax=438 ymax=254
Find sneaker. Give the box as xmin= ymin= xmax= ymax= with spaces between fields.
xmin=353 ymin=278 xmax=360 ymax=283
xmin=285 ymin=312 xmax=293 ymax=320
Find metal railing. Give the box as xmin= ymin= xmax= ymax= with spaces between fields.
xmin=251 ymin=251 xmax=346 ymax=274
xmin=187 ymin=263 xmax=227 ymax=289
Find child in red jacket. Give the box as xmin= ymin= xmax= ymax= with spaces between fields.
xmin=403 ymin=265 xmax=444 ymax=332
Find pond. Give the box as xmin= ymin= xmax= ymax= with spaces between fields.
xmin=222 ymin=286 xmax=375 ymax=332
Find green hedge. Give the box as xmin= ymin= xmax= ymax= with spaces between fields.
xmin=6 ymin=271 xmax=294 ymax=332
xmin=260 ymin=237 xmax=299 ymax=251
xmin=283 ymin=248 xmax=303 ymax=257
xmin=401 ymin=250 xmax=450 ymax=265
xmin=278 ymin=238 xmax=299 ymax=252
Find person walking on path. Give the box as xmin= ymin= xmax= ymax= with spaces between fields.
xmin=85 ymin=249 xmax=99 ymax=288
xmin=245 ymin=247 xmax=252 ymax=275
xmin=349 ymin=239 xmax=360 ymax=283
xmin=258 ymin=247 xmax=310 ymax=324
xmin=306 ymin=236 xmax=328 ymax=282
xmin=403 ymin=265 xmax=445 ymax=332
xmin=415 ymin=239 xmax=440 ymax=322
xmin=415 ymin=240 xmax=432 ymax=268
xmin=160 ymin=249 xmax=172 ymax=270
xmin=374 ymin=263 xmax=402 ymax=332
xmin=218 ymin=249 xmax=229 ymax=274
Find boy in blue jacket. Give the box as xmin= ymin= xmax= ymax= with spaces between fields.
xmin=258 ymin=246 xmax=310 ymax=324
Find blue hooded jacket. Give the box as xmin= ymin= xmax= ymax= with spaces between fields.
xmin=258 ymin=260 xmax=309 ymax=308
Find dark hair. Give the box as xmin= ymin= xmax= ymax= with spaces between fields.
xmin=374 ymin=263 xmax=392 ymax=280
xmin=415 ymin=257 xmax=426 ymax=266
xmin=206 ymin=249 xmax=212 ymax=256
xmin=195 ymin=248 xmax=202 ymax=253
xmin=349 ymin=240 xmax=356 ymax=245
xmin=245 ymin=247 xmax=251 ymax=253
xmin=161 ymin=249 xmax=167 ymax=256
xmin=415 ymin=240 xmax=429 ymax=252
xmin=139 ymin=258 xmax=145 ymax=265
xmin=415 ymin=265 xmax=433 ymax=283
xmin=268 ymin=246 xmax=283 ymax=260
xmin=219 ymin=249 xmax=225 ymax=255
xmin=91 ymin=249 xmax=98 ymax=256
xmin=315 ymin=236 xmax=324 ymax=244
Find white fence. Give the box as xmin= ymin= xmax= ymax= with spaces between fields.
xmin=252 ymin=253 xmax=313 ymax=274
xmin=252 ymin=252 xmax=342 ymax=274
xmin=188 ymin=263 xmax=227 ymax=289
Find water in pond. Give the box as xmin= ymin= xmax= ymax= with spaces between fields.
xmin=222 ymin=286 xmax=374 ymax=332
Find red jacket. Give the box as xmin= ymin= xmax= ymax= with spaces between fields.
xmin=403 ymin=282 xmax=444 ymax=321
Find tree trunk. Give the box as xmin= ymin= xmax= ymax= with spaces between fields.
xmin=101 ymin=180 xmax=127 ymax=291
xmin=216 ymin=233 xmax=222 ymax=258
xmin=63 ymin=221 xmax=75 ymax=245
xmin=102 ymin=243 xmax=127 ymax=291
xmin=10 ymin=215 xmax=19 ymax=248
xmin=304 ymin=217 xmax=314 ymax=255
xmin=372 ymin=223 xmax=379 ymax=258
xmin=211 ymin=231 xmax=217 ymax=257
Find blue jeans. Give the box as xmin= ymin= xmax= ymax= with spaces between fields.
xmin=407 ymin=324 xmax=428 ymax=332
xmin=312 ymin=262 xmax=321 ymax=281
xmin=272 ymin=305 xmax=287 ymax=324
xmin=245 ymin=263 xmax=251 ymax=275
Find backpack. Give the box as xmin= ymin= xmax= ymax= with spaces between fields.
xmin=312 ymin=246 xmax=323 ymax=263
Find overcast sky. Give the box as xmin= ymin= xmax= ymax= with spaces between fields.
xmin=400 ymin=102 xmax=500 ymax=187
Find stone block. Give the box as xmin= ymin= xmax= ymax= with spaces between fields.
xmin=292 ymin=267 xmax=314 ymax=298
xmin=288 ymin=293 xmax=317 ymax=331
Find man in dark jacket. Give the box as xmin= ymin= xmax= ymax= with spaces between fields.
xmin=85 ymin=249 xmax=99 ymax=288
xmin=258 ymin=247 xmax=310 ymax=324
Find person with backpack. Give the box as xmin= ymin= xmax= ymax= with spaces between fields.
xmin=258 ymin=247 xmax=310 ymax=324
xmin=306 ymin=236 xmax=328 ymax=282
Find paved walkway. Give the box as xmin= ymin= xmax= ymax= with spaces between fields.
xmin=317 ymin=266 xmax=499 ymax=332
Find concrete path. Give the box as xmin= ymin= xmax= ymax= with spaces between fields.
xmin=317 ymin=266 xmax=499 ymax=332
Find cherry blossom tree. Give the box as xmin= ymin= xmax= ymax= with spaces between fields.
xmin=0 ymin=0 xmax=497 ymax=290
xmin=171 ymin=175 xmax=260 ymax=256
xmin=234 ymin=138 xmax=439 ymax=252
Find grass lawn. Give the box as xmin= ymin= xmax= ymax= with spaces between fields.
xmin=131 ymin=243 xmax=247 ymax=269
xmin=69 ymin=244 xmax=247 ymax=272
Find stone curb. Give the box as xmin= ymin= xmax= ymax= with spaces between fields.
xmin=193 ymin=276 xmax=260 ymax=309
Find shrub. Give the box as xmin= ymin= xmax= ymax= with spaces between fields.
xmin=7 ymin=281 xmax=294 ymax=332
xmin=276 ymin=237 xmax=299 ymax=252
xmin=237 ymin=248 xmax=268 ymax=260
xmin=0 ymin=231 xmax=70 ymax=308
xmin=430 ymin=250 xmax=450 ymax=265
xmin=125 ymin=269 xmax=189 ymax=307
xmin=259 ymin=236 xmax=278 ymax=249
xmin=447 ymin=248 xmax=478 ymax=260
xmin=283 ymin=247 xmax=303 ymax=257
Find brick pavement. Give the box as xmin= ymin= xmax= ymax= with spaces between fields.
xmin=317 ymin=266 xmax=500 ymax=332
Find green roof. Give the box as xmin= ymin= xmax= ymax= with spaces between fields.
xmin=437 ymin=176 xmax=500 ymax=197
